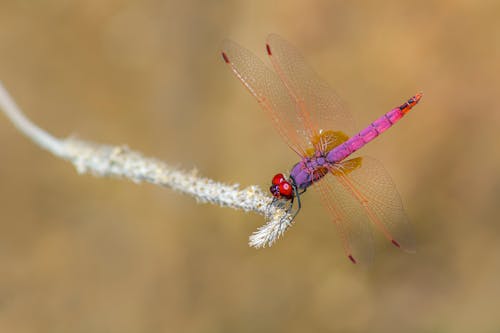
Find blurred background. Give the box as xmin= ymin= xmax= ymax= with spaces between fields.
xmin=0 ymin=0 xmax=499 ymax=332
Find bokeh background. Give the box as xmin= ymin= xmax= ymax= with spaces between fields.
xmin=0 ymin=0 xmax=499 ymax=332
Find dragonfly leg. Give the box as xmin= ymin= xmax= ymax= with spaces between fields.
xmin=287 ymin=176 xmax=302 ymax=222
xmin=266 ymin=196 xmax=279 ymax=215
xmin=272 ymin=191 xmax=300 ymax=226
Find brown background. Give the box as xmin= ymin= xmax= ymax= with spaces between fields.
xmin=0 ymin=0 xmax=499 ymax=332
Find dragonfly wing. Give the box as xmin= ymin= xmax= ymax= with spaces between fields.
xmin=313 ymin=172 xmax=375 ymax=265
xmin=331 ymin=156 xmax=416 ymax=253
xmin=266 ymin=34 xmax=356 ymax=152
xmin=221 ymin=39 xmax=311 ymax=156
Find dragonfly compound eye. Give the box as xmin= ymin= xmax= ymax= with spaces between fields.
xmin=272 ymin=173 xmax=286 ymax=185
xmin=279 ymin=182 xmax=293 ymax=197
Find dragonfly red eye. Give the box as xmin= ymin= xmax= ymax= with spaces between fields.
xmin=279 ymin=181 xmax=293 ymax=197
xmin=272 ymin=173 xmax=286 ymax=185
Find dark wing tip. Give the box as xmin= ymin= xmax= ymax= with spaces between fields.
xmin=221 ymin=51 xmax=230 ymax=63
xmin=348 ymin=255 xmax=357 ymax=264
xmin=266 ymin=43 xmax=272 ymax=56
xmin=391 ymin=239 xmax=401 ymax=248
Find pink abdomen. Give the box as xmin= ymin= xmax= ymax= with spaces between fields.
xmin=326 ymin=107 xmax=405 ymax=163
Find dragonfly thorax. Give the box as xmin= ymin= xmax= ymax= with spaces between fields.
xmin=290 ymin=155 xmax=331 ymax=190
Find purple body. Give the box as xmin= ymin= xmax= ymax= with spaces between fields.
xmin=290 ymin=107 xmax=405 ymax=189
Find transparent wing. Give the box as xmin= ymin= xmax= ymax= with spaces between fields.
xmin=330 ymin=156 xmax=416 ymax=253
xmin=221 ymin=39 xmax=311 ymax=157
xmin=313 ymin=168 xmax=375 ymax=265
xmin=266 ymin=34 xmax=356 ymax=152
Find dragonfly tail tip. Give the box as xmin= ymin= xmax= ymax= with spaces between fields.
xmin=415 ymin=92 xmax=423 ymax=102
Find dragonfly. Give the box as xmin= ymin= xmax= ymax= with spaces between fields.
xmin=221 ymin=34 xmax=421 ymax=264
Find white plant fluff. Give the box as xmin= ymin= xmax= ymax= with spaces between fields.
xmin=0 ymin=82 xmax=295 ymax=248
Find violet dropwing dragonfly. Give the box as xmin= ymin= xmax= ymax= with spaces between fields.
xmin=221 ymin=34 xmax=421 ymax=264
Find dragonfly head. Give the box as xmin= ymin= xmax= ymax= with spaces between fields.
xmin=270 ymin=173 xmax=294 ymax=200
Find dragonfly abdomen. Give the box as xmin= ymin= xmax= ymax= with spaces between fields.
xmin=326 ymin=93 xmax=422 ymax=163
